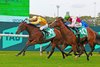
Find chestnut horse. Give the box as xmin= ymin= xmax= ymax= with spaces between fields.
xmin=50 ymin=17 xmax=93 ymax=60
xmin=16 ymin=22 xmax=68 ymax=59
xmin=51 ymin=17 xmax=100 ymax=59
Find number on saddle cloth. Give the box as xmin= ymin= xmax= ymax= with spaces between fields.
xmin=79 ymin=27 xmax=88 ymax=38
xmin=70 ymin=27 xmax=88 ymax=38
xmin=42 ymin=28 xmax=56 ymax=40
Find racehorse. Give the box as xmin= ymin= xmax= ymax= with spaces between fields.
xmin=50 ymin=17 xmax=92 ymax=60
xmin=16 ymin=22 xmax=68 ymax=59
xmin=51 ymin=17 xmax=100 ymax=59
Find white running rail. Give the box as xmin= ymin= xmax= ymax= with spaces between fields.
xmin=0 ymin=34 xmax=29 ymax=38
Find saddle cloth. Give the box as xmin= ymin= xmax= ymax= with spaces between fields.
xmin=71 ymin=26 xmax=88 ymax=38
xmin=42 ymin=27 xmax=56 ymax=40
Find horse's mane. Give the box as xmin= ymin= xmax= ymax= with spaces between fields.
xmin=28 ymin=23 xmax=37 ymax=28
xmin=57 ymin=17 xmax=71 ymax=31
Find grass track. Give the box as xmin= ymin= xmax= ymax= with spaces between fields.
xmin=0 ymin=51 xmax=100 ymax=67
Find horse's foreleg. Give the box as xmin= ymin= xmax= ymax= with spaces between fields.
xmin=16 ymin=41 xmax=30 ymax=56
xmin=56 ymin=45 xmax=65 ymax=59
xmin=62 ymin=44 xmax=72 ymax=56
xmin=22 ymin=51 xmax=26 ymax=56
xmin=16 ymin=45 xmax=29 ymax=56
xmin=22 ymin=45 xmax=29 ymax=56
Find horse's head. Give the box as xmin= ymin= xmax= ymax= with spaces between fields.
xmin=16 ymin=22 xmax=27 ymax=34
xmin=50 ymin=17 xmax=64 ymax=28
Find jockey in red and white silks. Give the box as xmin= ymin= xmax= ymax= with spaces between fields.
xmin=67 ymin=16 xmax=82 ymax=28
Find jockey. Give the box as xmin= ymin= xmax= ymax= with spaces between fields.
xmin=81 ymin=20 xmax=89 ymax=28
xmin=29 ymin=16 xmax=49 ymax=35
xmin=64 ymin=15 xmax=82 ymax=43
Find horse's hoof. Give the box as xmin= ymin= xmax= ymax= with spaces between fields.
xmin=87 ymin=56 xmax=89 ymax=61
xmin=68 ymin=54 xmax=72 ymax=56
xmin=87 ymin=59 xmax=89 ymax=61
xmin=16 ymin=54 xmax=19 ymax=56
xmin=75 ymin=55 xmax=79 ymax=59
xmin=63 ymin=57 xmax=65 ymax=59
xmin=87 ymin=57 xmax=89 ymax=61
xmin=22 ymin=54 xmax=25 ymax=56
xmin=47 ymin=57 xmax=50 ymax=59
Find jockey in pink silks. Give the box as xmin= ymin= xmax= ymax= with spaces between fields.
xmin=64 ymin=15 xmax=82 ymax=43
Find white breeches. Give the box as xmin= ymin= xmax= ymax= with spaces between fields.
xmin=40 ymin=24 xmax=48 ymax=30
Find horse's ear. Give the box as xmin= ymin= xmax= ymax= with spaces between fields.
xmin=21 ymin=18 xmax=28 ymax=23
xmin=58 ymin=17 xmax=64 ymax=22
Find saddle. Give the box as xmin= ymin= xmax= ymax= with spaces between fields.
xmin=42 ymin=28 xmax=56 ymax=40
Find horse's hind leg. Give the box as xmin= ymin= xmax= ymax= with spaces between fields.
xmin=42 ymin=44 xmax=51 ymax=53
xmin=16 ymin=45 xmax=29 ymax=56
xmin=47 ymin=47 xmax=55 ymax=59
xmin=67 ymin=49 xmax=73 ymax=56
xmin=47 ymin=43 xmax=56 ymax=59
xmin=72 ymin=45 xmax=77 ymax=56
xmin=80 ymin=45 xmax=89 ymax=61
xmin=22 ymin=51 xmax=26 ymax=56
xmin=88 ymin=43 xmax=95 ymax=56
xmin=84 ymin=49 xmax=89 ymax=61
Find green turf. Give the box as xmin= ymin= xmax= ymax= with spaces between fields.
xmin=0 ymin=51 xmax=100 ymax=67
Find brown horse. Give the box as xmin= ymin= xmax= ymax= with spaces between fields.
xmin=51 ymin=17 xmax=100 ymax=59
xmin=16 ymin=22 xmax=68 ymax=59
xmin=43 ymin=18 xmax=100 ymax=57
xmin=50 ymin=17 xmax=90 ymax=60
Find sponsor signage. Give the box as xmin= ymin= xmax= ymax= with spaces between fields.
xmin=2 ymin=27 xmax=22 ymax=48
xmin=0 ymin=15 xmax=28 ymax=22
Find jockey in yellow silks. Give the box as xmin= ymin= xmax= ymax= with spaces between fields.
xmin=29 ymin=16 xmax=48 ymax=30
xmin=29 ymin=16 xmax=49 ymax=35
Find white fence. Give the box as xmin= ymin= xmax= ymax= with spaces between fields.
xmin=0 ymin=34 xmax=29 ymax=38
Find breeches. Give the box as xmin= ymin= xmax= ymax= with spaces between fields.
xmin=40 ymin=24 xmax=48 ymax=30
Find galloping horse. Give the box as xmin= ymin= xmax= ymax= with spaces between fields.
xmin=50 ymin=17 xmax=91 ymax=60
xmin=16 ymin=22 xmax=68 ymax=59
xmin=51 ymin=17 xmax=100 ymax=59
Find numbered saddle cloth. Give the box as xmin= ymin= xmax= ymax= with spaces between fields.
xmin=79 ymin=27 xmax=88 ymax=38
xmin=71 ymin=27 xmax=88 ymax=38
xmin=42 ymin=28 xmax=56 ymax=40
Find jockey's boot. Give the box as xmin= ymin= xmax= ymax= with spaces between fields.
xmin=74 ymin=27 xmax=80 ymax=44
xmin=42 ymin=29 xmax=49 ymax=36
xmin=77 ymin=32 xmax=80 ymax=44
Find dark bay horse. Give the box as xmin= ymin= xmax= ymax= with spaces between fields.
xmin=50 ymin=17 xmax=90 ymax=60
xmin=16 ymin=22 xmax=67 ymax=59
